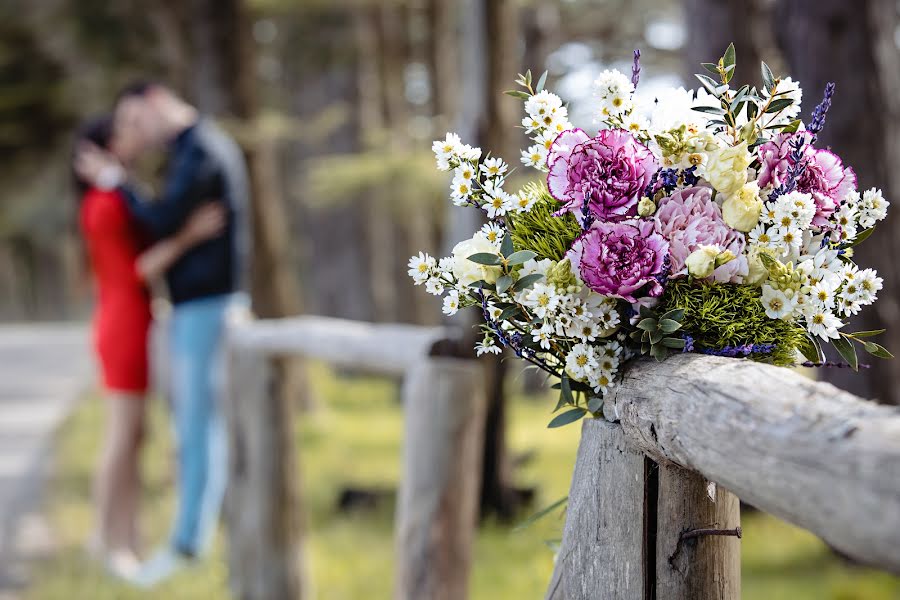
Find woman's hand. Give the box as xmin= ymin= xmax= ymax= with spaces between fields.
xmin=74 ymin=142 xmax=125 ymax=190
xmin=177 ymin=202 xmax=227 ymax=246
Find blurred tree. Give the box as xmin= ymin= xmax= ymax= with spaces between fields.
xmin=774 ymin=0 xmax=900 ymax=404
xmin=682 ymin=0 xmax=767 ymax=86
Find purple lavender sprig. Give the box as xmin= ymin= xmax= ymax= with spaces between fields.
xmin=807 ymin=82 xmax=836 ymax=142
xmin=631 ymin=49 xmax=642 ymax=88
xmin=700 ymin=342 xmax=776 ymax=358
xmin=580 ymin=192 xmax=595 ymax=230
xmin=477 ymin=290 xmax=562 ymax=377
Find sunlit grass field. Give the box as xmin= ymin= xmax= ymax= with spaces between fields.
xmin=27 ymin=364 xmax=900 ymax=599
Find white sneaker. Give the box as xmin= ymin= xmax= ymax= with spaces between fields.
xmin=105 ymin=549 xmax=141 ymax=581
xmin=132 ymin=547 xmax=189 ymax=588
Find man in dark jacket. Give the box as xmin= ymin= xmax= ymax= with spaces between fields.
xmin=75 ymin=81 xmax=250 ymax=585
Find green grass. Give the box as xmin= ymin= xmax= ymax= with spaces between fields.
xmin=27 ymin=364 xmax=900 ymax=599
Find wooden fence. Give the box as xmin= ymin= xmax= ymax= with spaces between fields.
xmin=223 ymin=316 xmax=900 ymax=600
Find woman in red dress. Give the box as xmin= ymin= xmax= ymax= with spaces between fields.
xmin=73 ymin=116 xmax=225 ymax=577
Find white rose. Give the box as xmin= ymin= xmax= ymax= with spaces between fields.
xmin=722 ymin=181 xmax=763 ymax=232
xmin=685 ymin=245 xmax=736 ymax=279
xmin=451 ymin=235 xmax=503 ymax=285
xmin=703 ymin=141 xmax=752 ymax=197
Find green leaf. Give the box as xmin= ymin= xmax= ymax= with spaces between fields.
xmin=695 ymin=73 xmax=722 ymax=95
xmin=560 ymin=375 xmax=574 ymax=406
xmin=513 ymin=496 xmax=568 ymax=532
xmin=469 ymin=280 xmax=496 ymax=292
xmin=833 ymin=335 xmax=859 ymax=371
xmin=512 ymin=273 xmax=543 ymax=292
xmin=587 ymin=396 xmax=603 ymax=414
xmin=500 ymin=234 xmax=514 ymax=257
xmin=849 ymin=329 xmax=886 ymax=338
xmin=765 ymin=98 xmax=794 ymax=114
xmin=658 ymin=318 xmax=682 ymax=334
xmin=730 ymin=85 xmax=749 ymax=113
xmin=498 ymin=305 xmax=521 ymax=321
xmin=797 ymin=334 xmax=824 ymax=363
xmin=637 ymin=318 xmax=658 ymax=331
xmin=535 ymin=70 xmax=548 ymax=93
xmin=467 ymin=252 xmax=501 ymax=266
xmin=746 ymin=101 xmax=759 ymax=120
xmin=506 ymin=250 xmax=538 ymax=266
xmin=847 ymin=227 xmax=875 ymax=247
xmin=662 ymin=337 xmax=686 ymax=350
xmin=701 ymin=62 xmax=720 ymax=75
xmin=650 ymin=331 xmax=664 ymax=345
xmin=722 ymin=43 xmax=736 ymax=83
xmin=761 ymin=61 xmax=776 ymax=92
xmin=863 ymin=341 xmax=894 ymax=359
xmin=692 ymin=105 xmax=726 ymax=115
xmin=496 ymin=274 xmax=513 ymax=294
xmin=661 ymin=308 xmax=685 ymax=322
xmin=504 ymin=90 xmax=531 ymax=100
xmin=651 ymin=343 xmax=668 ymax=362
xmin=547 ymin=408 xmax=586 ymax=428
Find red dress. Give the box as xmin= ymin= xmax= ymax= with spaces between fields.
xmin=80 ymin=188 xmax=153 ymax=393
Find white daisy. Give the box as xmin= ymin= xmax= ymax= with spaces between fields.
xmin=407 ymin=252 xmax=435 ymax=284
xmin=441 ymin=291 xmax=461 ymax=316
xmin=761 ymin=285 xmax=796 ymax=320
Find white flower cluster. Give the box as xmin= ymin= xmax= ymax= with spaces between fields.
xmin=752 ymin=186 xmax=888 ymax=340
xmin=564 ymin=341 xmax=623 ymax=396
xmin=520 ymin=90 xmax=572 ymax=172
xmin=593 ymin=69 xmax=635 ymax=118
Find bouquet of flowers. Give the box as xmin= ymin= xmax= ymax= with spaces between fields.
xmin=409 ymin=45 xmax=892 ymax=427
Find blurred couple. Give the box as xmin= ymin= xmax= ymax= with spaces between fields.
xmin=72 ymin=81 xmax=250 ymax=586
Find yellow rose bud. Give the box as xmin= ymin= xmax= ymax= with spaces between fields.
xmin=637 ymin=196 xmax=657 ymax=217
xmin=722 ymin=181 xmax=763 ymax=232
xmin=703 ymin=141 xmax=752 ymax=197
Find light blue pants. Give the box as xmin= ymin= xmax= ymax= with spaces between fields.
xmin=168 ymin=294 xmax=231 ymax=557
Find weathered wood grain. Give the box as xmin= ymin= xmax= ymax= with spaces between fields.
xmin=655 ymin=463 xmax=740 ymax=599
xmin=612 ymin=354 xmax=900 ymax=574
xmin=395 ymin=357 xmax=487 ymax=600
xmin=223 ymin=348 xmax=305 ymax=600
xmin=227 ymin=316 xmax=448 ymax=375
xmin=545 ymin=419 xmax=646 ymax=600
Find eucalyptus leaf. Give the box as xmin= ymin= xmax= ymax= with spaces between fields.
xmin=512 ymin=273 xmax=543 ymax=292
xmin=587 ymin=396 xmax=603 ymax=414
xmin=661 ymin=308 xmax=685 ymax=322
xmin=467 ymin=252 xmax=501 ymax=266
xmin=701 ymin=62 xmax=719 ymax=75
xmin=637 ymin=318 xmax=658 ymax=331
xmin=500 ymin=234 xmax=514 ymax=257
xmin=692 ymin=105 xmax=726 ymax=115
xmin=695 ymin=73 xmax=722 ymax=95
xmin=833 ymin=335 xmax=859 ymax=371
xmin=651 ymin=343 xmax=668 ymax=362
xmin=560 ymin=375 xmax=574 ymax=406
xmin=650 ymin=331 xmax=664 ymax=345
xmin=498 ymin=305 xmax=521 ymax=321
xmin=496 ymin=274 xmax=513 ymax=294
xmin=506 ymin=250 xmax=538 ymax=265
xmin=723 ymin=43 xmax=736 ymax=71
xmin=547 ymin=408 xmax=586 ymax=429
xmin=797 ymin=334 xmax=824 ymax=363
xmin=662 ymin=337 xmax=686 ymax=349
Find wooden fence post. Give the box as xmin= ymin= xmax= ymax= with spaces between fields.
xmin=223 ymin=346 xmax=305 ymax=600
xmin=395 ymin=356 xmax=487 ymax=600
xmin=546 ymin=418 xmax=740 ymax=600
xmin=545 ymin=419 xmax=646 ymax=600
xmin=655 ymin=463 xmax=740 ymax=599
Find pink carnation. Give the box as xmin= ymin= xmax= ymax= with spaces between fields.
xmin=653 ymin=186 xmax=747 ymax=283
xmin=547 ymin=128 xmax=657 ymax=221
xmin=757 ymin=133 xmax=856 ymax=226
xmin=568 ymin=219 xmax=669 ymax=302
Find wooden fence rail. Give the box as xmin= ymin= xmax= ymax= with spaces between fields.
xmin=223 ymin=315 xmax=484 ymax=600
xmin=223 ymin=315 xmax=900 ymax=600
xmin=548 ymin=354 xmax=900 ymax=599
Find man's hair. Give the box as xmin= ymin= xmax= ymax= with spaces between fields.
xmin=115 ymin=79 xmax=166 ymax=107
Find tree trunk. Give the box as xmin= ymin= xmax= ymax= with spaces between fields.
xmin=774 ymin=0 xmax=900 ymax=403
xmin=682 ymin=0 xmax=766 ymax=86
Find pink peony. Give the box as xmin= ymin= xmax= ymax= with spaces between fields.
xmin=568 ymin=219 xmax=669 ymax=302
xmin=653 ymin=186 xmax=747 ymax=283
xmin=757 ymin=133 xmax=856 ymax=226
xmin=547 ymin=128 xmax=657 ymax=221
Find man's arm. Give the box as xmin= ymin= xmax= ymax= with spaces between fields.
xmin=120 ymin=145 xmax=210 ymax=238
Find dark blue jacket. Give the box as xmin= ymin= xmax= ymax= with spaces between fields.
xmin=121 ymin=119 xmax=251 ymax=305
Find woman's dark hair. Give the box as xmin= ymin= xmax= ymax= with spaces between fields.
xmin=72 ymin=115 xmax=113 ymax=195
